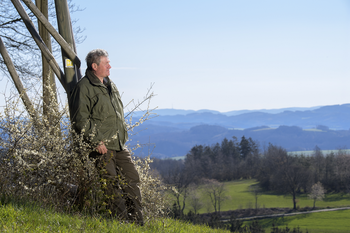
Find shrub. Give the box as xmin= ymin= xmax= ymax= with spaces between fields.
xmin=0 ymin=89 xmax=169 ymax=221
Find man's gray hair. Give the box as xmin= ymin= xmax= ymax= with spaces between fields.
xmin=86 ymin=49 xmax=109 ymax=70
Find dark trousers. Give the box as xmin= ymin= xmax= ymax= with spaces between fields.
xmin=91 ymin=149 xmax=143 ymax=223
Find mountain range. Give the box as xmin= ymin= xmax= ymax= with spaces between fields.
xmin=129 ymin=104 xmax=350 ymax=158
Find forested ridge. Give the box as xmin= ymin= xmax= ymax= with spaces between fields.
xmin=131 ymin=104 xmax=350 ymax=158
xmin=133 ymin=124 xmax=350 ymax=158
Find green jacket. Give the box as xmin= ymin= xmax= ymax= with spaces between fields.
xmin=69 ymin=70 xmax=128 ymax=151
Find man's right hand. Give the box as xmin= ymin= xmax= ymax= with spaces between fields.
xmin=96 ymin=141 xmax=108 ymax=154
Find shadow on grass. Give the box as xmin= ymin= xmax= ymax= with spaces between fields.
xmin=323 ymin=193 xmax=350 ymax=203
xmin=0 ymin=194 xmax=58 ymax=216
xmin=242 ymin=184 xmax=286 ymax=197
xmin=0 ymin=194 xmax=34 ymax=208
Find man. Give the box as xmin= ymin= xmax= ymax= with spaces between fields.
xmin=69 ymin=49 xmax=143 ymax=224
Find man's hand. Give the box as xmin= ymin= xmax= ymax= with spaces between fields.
xmin=96 ymin=141 xmax=108 ymax=154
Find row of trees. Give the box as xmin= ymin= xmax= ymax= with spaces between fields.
xmin=153 ymin=136 xmax=259 ymax=183
xmin=258 ymin=145 xmax=349 ymax=209
xmin=151 ymin=137 xmax=350 ymax=215
xmin=151 ymin=136 xmax=260 ymax=217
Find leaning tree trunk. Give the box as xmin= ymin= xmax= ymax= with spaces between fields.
xmin=55 ymin=0 xmax=81 ymax=97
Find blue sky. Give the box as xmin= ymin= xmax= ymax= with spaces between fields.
xmin=3 ymin=0 xmax=350 ymax=112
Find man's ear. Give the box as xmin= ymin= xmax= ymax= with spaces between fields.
xmin=92 ymin=63 xmax=98 ymax=71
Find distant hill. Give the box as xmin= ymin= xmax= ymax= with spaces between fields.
xmin=223 ymin=106 xmax=322 ymax=116
xmin=129 ymin=104 xmax=350 ymax=158
xmin=132 ymin=106 xmax=321 ymax=117
xmin=134 ymin=104 xmax=350 ymax=130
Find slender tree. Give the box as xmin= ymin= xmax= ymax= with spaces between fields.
xmin=187 ymin=184 xmax=203 ymax=214
xmin=308 ymin=182 xmax=326 ymax=208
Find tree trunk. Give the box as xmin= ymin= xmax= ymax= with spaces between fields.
xmin=293 ymin=191 xmax=297 ymax=210
xmin=55 ymin=0 xmax=80 ymax=97
xmin=36 ymin=0 xmax=60 ymax=132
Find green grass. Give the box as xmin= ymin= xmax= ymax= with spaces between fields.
xmin=250 ymin=210 xmax=350 ymax=233
xmin=0 ymin=200 xmax=229 ymax=233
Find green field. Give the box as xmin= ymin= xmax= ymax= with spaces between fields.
xmin=184 ymin=179 xmax=350 ymax=232
xmin=188 ymin=180 xmax=350 ymax=214
xmin=252 ymin=210 xmax=350 ymax=233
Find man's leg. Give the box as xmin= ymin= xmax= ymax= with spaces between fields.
xmin=113 ymin=149 xmax=144 ymax=224
xmin=94 ymin=150 xmax=128 ymax=220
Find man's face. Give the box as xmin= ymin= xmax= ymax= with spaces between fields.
xmin=92 ymin=56 xmax=111 ymax=79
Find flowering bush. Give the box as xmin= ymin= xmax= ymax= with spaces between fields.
xmin=0 ymin=88 xmax=169 ymax=221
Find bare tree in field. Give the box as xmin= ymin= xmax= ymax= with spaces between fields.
xmin=202 ymin=179 xmax=228 ymax=214
xmin=308 ymin=182 xmax=326 ymax=208
xmin=188 ymin=184 xmax=203 ymax=214
xmin=249 ymin=184 xmax=261 ymax=210
xmin=162 ymin=161 xmax=193 ymax=218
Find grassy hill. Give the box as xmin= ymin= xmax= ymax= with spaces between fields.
xmin=0 ymin=199 xmax=229 ymax=233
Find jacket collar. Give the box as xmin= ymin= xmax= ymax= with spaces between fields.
xmin=85 ymin=69 xmax=111 ymax=87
